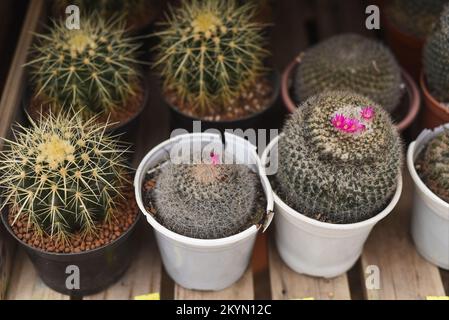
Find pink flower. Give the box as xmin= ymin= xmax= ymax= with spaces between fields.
xmin=361 ymin=106 xmax=375 ymax=120
xmin=210 ymin=152 xmax=220 ymax=165
xmin=331 ymin=115 xmax=366 ymax=134
xmin=331 ymin=114 xmax=346 ymax=129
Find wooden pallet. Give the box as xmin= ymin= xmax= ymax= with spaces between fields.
xmin=1 ymin=0 xmax=448 ymax=300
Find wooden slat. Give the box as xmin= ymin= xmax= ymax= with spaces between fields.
xmin=0 ymin=0 xmax=44 ymax=300
xmin=85 ymin=223 xmax=162 ymax=300
xmin=361 ymin=170 xmax=446 ymax=300
xmin=268 ymin=242 xmax=351 ymax=300
xmin=175 ymin=269 xmax=255 ymax=300
xmin=6 ymin=250 xmax=69 ymax=300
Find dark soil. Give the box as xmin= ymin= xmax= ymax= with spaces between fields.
xmin=8 ymin=186 xmax=139 ymax=254
xmin=165 ymin=76 xmax=273 ymax=121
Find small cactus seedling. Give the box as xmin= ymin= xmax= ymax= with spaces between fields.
xmin=26 ymin=14 xmax=144 ymax=121
xmin=152 ymin=0 xmax=269 ymax=117
xmin=416 ymin=129 xmax=449 ymax=203
xmin=154 ymin=151 xmax=261 ymax=239
xmin=386 ymin=0 xmax=449 ymax=38
xmin=294 ymin=34 xmax=403 ymax=113
xmin=276 ymin=91 xmax=402 ymax=224
xmin=0 ymin=110 xmax=130 ymax=242
xmin=424 ymin=5 xmax=449 ymax=102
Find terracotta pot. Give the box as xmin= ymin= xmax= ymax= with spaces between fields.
xmin=382 ymin=14 xmax=424 ymax=81
xmin=281 ymin=55 xmax=420 ymax=132
xmin=420 ymin=73 xmax=449 ymax=129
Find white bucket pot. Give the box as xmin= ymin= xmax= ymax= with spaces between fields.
xmin=135 ymin=132 xmax=274 ymax=291
xmin=407 ymin=125 xmax=449 ymax=270
xmin=261 ymin=135 xmax=403 ymax=278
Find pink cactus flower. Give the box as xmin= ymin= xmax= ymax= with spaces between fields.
xmin=331 ymin=114 xmax=346 ymax=129
xmin=331 ymin=115 xmax=366 ymax=134
xmin=210 ymin=152 xmax=220 ymax=165
xmin=361 ymin=106 xmax=375 ymax=120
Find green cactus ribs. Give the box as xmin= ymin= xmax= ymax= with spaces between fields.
xmin=416 ymin=129 xmax=449 ymax=203
xmin=0 ymin=110 xmax=137 ymax=249
xmin=26 ymin=13 xmax=145 ymax=125
xmin=142 ymin=151 xmax=266 ymax=239
xmin=275 ymin=91 xmax=402 ymax=224
xmin=153 ymin=0 xmax=272 ymax=120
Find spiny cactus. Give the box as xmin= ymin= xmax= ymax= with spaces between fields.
xmin=294 ymin=34 xmax=403 ymax=113
xmin=276 ymin=91 xmax=402 ymax=224
xmin=417 ymin=129 xmax=449 ymax=203
xmin=386 ymin=0 xmax=449 ymax=38
xmin=153 ymin=0 xmax=269 ymax=117
xmin=0 ymin=110 xmax=129 ymax=242
xmin=154 ymin=151 xmax=260 ymax=239
xmin=424 ymin=5 xmax=449 ymax=102
xmin=26 ymin=14 xmax=144 ymax=121
xmin=53 ymin=0 xmax=156 ymax=31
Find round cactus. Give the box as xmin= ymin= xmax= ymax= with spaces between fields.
xmin=276 ymin=91 xmax=402 ymax=224
xmin=153 ymin=0 xmax=269 ymax=117
xmin=416 ymin=129 xmax=449 ymax=203
xmin=0 ymin=111 xmax=129 ymax=242
xmin=424 ymin=5 xmax=449 ymax=102
xmin=293 ymin=34 xmax=403 ymax=113
xmin=386 ymin=0 xmax=449 ymax=38
xmin=154 ymin=151 xmax=260 ymax=239
xmin=26 ymin=14 xmax=144 ymax=121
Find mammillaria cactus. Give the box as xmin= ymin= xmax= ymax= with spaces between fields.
xmin=26 ymin=14 xmax=144 ymax=122
xmin=154 ymin=151 xmax=261 ymax=239
xmin=293 ymin=34 xmax=403 ymax=113
xmin=386 ymin=0 xmax=449 ymax=38
xmin=153 ymin=0 xmax=269 ymax=117
xmin=276 ymin=91 xmax=402 ymax=224
xmin=424 ymin=5 xmax=449 ymax=102
xmin=416 ymin=130 xmax=449 ymax=203
xmin=0 ymin=111 xmax=129 ymax=242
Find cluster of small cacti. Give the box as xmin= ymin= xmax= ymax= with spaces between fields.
xmin=153 ymin=0 xmax=269 ymax=116
xmin=424 ymin=5 xmax=449 ymax=102
xmin=276 ymin=91 xmax=402 ymax=224
xmin=386 ymin=0 xmax=449 ymax=38
xmin=0 ymin=111 xmax=129 ymax=242
xmin=417 ymin=130 xmax=449 ymax=203
xmin=26 ymin=14 xmax=143 ymax=121
xmin=53 ymin=0 xmax=154 ymax=30
xmin=293 ymin=34 xmax=403 ymax=113
xmin=154 ymin=151 xmax=261 ymax=239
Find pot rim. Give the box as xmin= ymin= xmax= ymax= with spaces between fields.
xmin=420 ymin=73 xmax=449 ymax=117
xmin=163 ymin=70 xmax=280 ymax=125
xmin=281 ymin=55 xmax=420 ymax=132
xmin=134 ymin=132 xmax=275 ymax=248
xmin=0 ymin=201 xmax=141 ymax=257
xmin=261 ymin=135 xmax=403 ymax=231
xmin=407 ymin=125 xmax=449 ymax=217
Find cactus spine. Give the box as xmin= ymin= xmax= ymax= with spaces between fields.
xmin=276 ymin=91 xmax=402 ymax=224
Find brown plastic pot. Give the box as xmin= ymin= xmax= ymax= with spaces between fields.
xmin=281 ymin=55 xmax=420 ymax=132
xmin=420 ymin=72 xmax=449 ymax=129
xmin=382 ymin=14 xmax=424 ymax=81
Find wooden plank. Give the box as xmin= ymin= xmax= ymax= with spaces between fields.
xmin=6 ymin=250 xmax=69 ymax=300
xmin=175 ymin=269 xmax=255 ymax=300
xmin=361 ymin=170 xmax=446 ymax=300
xmin=268 ymin=241 xmax=351 ymax=300
xmin=85 ymin=223 xmax=162 ymax=300
xmin=0 ymin=0 xmax=44 ymax=300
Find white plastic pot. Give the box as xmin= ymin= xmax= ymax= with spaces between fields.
xmin=134 ymin=132 xmax=274 ymax=291
xmin=407 ymin=125 xmax=449 ymax=270
xmin=261 ymin=135 xmax=403 ymax=278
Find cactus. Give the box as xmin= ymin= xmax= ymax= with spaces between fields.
xmin=0 ymin=110 xmax=129 ymax=242
xmin=293 ymin=34 xmax=403 ymax=113
xmin=26 ymin=14 xmax=144 ymax=121
xmin=152 ymin=0 xmax=269 ymax=117
xmin=154 ymin=151 xmax=261 ymax=239
xmin=53 ymin=0 xmax=155 ymax=30
xmin=416 ymin=130 xmax=449 ymax=203
xmin=276 ymin=91 xmax=402 ymax=224
xmin=423 ymin=5 xmax=449 ymax=102
xmin=386 ymin=0 xmax=449 ymax=38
